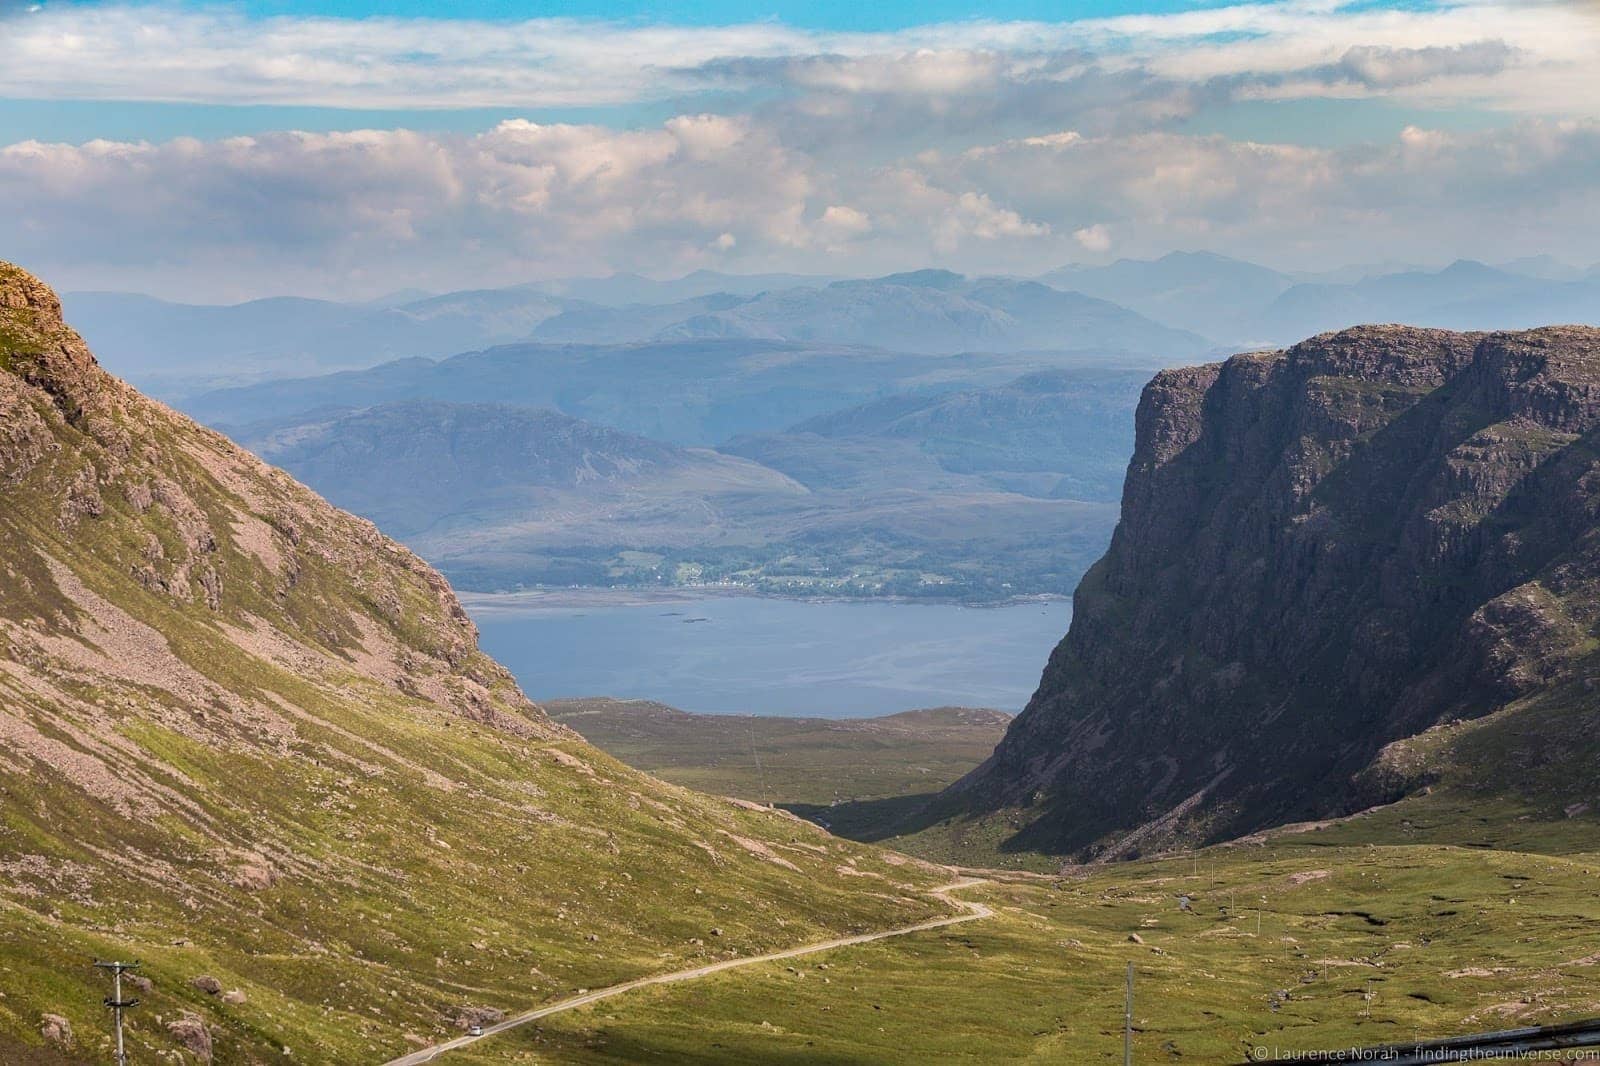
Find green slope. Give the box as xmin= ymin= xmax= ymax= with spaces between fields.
xmin=0 ymin=262 xmax=951 ymax=1064
xmin=468 ymin=842 xmax=1600 ymax=1064
xmin=546 ymin=699 xmax=1008 ymax=810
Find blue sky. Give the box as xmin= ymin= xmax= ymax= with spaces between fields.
xmin=0 ymin=0 xmax=1595 ymax=299
xmin=130 ymin=0 xmax=1261 ymax=29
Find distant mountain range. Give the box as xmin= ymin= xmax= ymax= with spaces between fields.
xmin=1042 ymin=252 xmax=1600 ymax=345
xmin=532 ymin=269 xmax=1210 ymax=355
xmin=189 ymin=336 xmax=1154 ymax=447
xmin=61 ymin=270 xmax=839 ymax=399
xmin=233 ymin=380 xmax=1128 ymax=599
xmin=1255 ymin=259 xmax=1600 ymax=342
xmin=1040 ymin=251 xmax=1294 ymax=343
xmin=61 ymin=288 xmax=572 ymax=397
xmin=237 ymin=401 xmax=789 ymax=539
xmin=72 ymin=257 xmax=1598 ymax=406
xmin=76 ymin=254 xmax=1599 ymax=605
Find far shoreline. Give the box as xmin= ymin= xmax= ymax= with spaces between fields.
xmin=456 ymin=585 xmax=1073 ymax=614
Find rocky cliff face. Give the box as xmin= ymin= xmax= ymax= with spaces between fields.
xmin=950 ymin=324 xmax=1600 ymax=859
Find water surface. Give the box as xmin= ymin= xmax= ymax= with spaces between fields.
xmin=465 ymin=592 xmax=1069 ymax=717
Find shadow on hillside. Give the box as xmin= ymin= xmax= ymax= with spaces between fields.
xmin=781 ymin=793 xmax=949 ymax=843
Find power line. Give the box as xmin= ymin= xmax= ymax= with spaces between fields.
xmin=746 ymin=715 xmax=771 ymax=807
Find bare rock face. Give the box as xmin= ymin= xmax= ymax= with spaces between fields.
xmin=454 ymin=1005 xmax=506 ymax=1030
xmin=950 ymin=325 xmax=1600 ymax=858
xmin=0 ymin=263 xmax=104 ymax=425
xmin=167 ymin=1012 xmax=214 ymax=1062
xmin=38 ymin=1013 xmax=72 ymax=1049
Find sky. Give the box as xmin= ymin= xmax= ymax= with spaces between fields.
xmin=0 ymin=0 xmax=1597 ymax=300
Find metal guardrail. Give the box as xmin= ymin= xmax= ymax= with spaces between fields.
xmin=1247 ymin=1016 xmax=1600 ymax=1064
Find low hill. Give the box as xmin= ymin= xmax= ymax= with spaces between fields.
xmin=0 ymin=262 xmax=952 ymax=1063
xmin=234 ymin=401 xmax=795 ymax=540
xmin=546 ymin=699 xmax=1010 ymax=815
xmin=728 ymin=368 xmax=1146 ymax=502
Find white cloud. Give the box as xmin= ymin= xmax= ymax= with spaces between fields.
xmin=0 ymin=2 xmax=1597 ymax=296
xmin=818 ymin=205 xmax=873 ymax=239
xmin=1074 ymin=224 xmax=1113 ymax=253
xmin=0 ymin=1 xmax=1594 ymax=119
xmin=6 ymin=114 xmax=1594 ymax=301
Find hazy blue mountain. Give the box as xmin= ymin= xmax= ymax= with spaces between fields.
xmin=233 ymin=399 xmax=1118 ymax=600
xmin=239 ymin=401 xmax=798 ymax=538
xmin=390 ymin=286 xmax=575 ymax=338
xmin=62 ymin=288 xmax=574 ymax=399
xmin=60 ymin=271 xmax=834 ymax=400
xmin=532 ymin=270 xmax=1211 ymax=355
xmin=1255 ymin=259 xmax=1600 ymax=341
xmin=530 ymin=269 xmax=837 ymax=304
xmin=1492 ymin=255 xmax=1589 ymax=281
xmin=186 ymin=338 xmax=1168 ymax=447
xmin=727 ymin=368 xmax=1146 ymax=503
xmin=1038 ymin=251 xmax=1293 ymax=342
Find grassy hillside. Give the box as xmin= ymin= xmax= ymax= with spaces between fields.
xmin=454 ymin=839 xmax=1600 ymax=1063
xmin=546 ymin=699 xmax=1009 ymax=810
xmin=0 ymin=261 xmax=954 ymax=1064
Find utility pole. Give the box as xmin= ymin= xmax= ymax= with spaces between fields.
xmin=94 ymin=960 xmax=141 ymax=1066
xmin=747 ymin=714 xmax=771 ymax=807
xmin=1124 ymin=961 xmax=1134 ymax=1066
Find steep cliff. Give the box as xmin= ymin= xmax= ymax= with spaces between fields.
xmin=943 ymin=324 xmax=1600 ymax=860
xmin=0 ymin=262 xmax=947 ymax=1063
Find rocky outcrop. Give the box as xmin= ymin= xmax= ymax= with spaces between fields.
xmin=166 ymin=1013 xmax=213 ymax=1062
xmin=38 ymin=1014 xmax=72 ymax=1050
xmin=949 ymin=325 xmax=1600 ymax=858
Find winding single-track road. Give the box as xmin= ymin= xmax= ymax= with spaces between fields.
xmin=385 ymin=878 xmax=993 ymax=1065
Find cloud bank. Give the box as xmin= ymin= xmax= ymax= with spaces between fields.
xmin=0 ymin=1 xmax=1596 ymax=298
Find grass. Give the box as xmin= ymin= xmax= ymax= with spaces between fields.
xmin=10 ymin=268 xmax=1600 ymax=1064
xmin=0 ymin=272 xmax=955 ymax=1064
xmin=445 ymin=840 xmax=1600 ymax=1064
xmin=545 ymin=699 xmax=1009 ymax=809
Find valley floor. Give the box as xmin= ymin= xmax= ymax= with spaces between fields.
xmin=440 ymin=841 xmax=1600 ymax=1064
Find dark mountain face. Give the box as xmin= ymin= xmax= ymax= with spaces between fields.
xmin=947 ymin=325 xmax=1600 ymax=859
